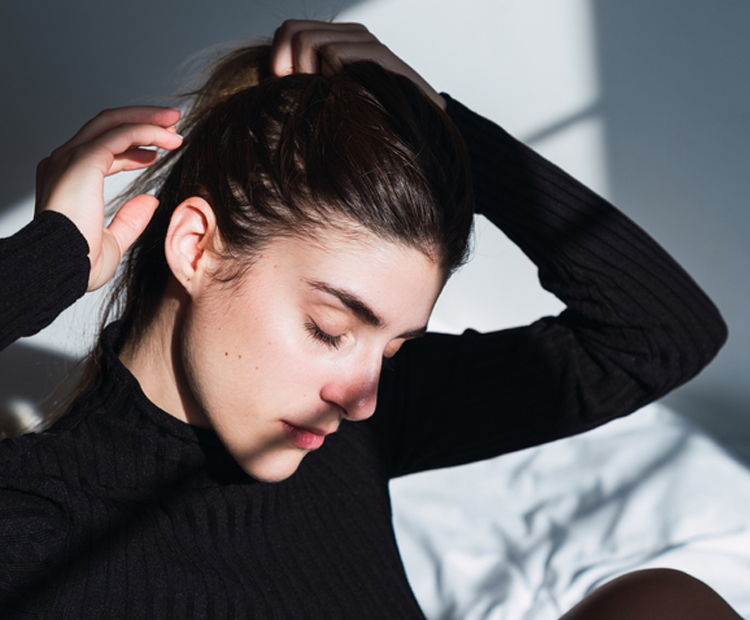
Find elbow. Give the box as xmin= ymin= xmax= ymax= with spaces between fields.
xmin=695 ymin=305 xmax=728 ymax=369
xmin=689 ymin=295 xmax=728 ymax=370
xmin=657 ymin=305 xmax=728 ymax=396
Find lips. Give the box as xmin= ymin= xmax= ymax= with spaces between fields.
xmin=282 ymin=421 xmax=334 ymax=450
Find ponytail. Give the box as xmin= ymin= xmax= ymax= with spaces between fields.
xmin=35 ymin=38 xmax=474 ymax=434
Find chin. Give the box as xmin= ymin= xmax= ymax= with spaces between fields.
xmin=238 ymin=450 xmax=306 ymax=483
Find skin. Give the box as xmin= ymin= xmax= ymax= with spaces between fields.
xmin=34 ymin=20 xmax=444 ymax=294
xmin=35 ymin=105 xmax=183 ymax=291
xmin=270 ymin=20 xmax=447 ymax=110
xmin=560 ymin=569 xmax=742 ymax=619
xmin=121 ymin=198 xmax=444 ymax=482
xmin=34 ymin=18 xmax=741 ymax=618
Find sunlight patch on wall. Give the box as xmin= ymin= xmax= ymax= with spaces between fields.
xmin=342 ymin=0 xmax=608 ymax=333
xmin=3 ymin=0 xmax=609 ymax=347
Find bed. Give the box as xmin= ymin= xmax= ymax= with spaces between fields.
xmin=391 ymin=402 xmax=750 ymax=618
xmin=1 ymin=204 xmax=747 ymax=618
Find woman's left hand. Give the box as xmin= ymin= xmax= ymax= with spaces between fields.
xmin=270 ymin=20 xmax=446 ymax=111
xmin=35 ymin=106 xmax=183 ymax=291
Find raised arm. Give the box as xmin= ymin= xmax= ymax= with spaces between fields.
xmin=0 ymin=107 xmax=182 ymax=351
xmin=266 ymin=19 xmax=727 ymax=477
xmin=376 ymin=98 xmax=727 ymax=476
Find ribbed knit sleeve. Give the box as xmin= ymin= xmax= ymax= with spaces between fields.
xmin=0 ymin=211 xmax=89 ymax=613
xmin=0 ymin=484 xmax=69 ymax=613
xmin=374 ymin=96 xmax=727 ymax=477
xmin=0 ymin=210 xmax=90 ymax=351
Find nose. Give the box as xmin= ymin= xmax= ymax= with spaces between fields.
xmin=320 ymin=356 xmax=381 ymax=421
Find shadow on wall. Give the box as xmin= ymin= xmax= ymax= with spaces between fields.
xmin=591 ymin=0 xmax=750 ymax=461
xmin=4 ymin=0 xmax=749 ymax=465
xmin=0 ymin=344 xmax=77 ymax=438
xmin=0 ymin=0 xmax=363 ymax=210
xmin=0 ymin=0 xmax=364 ymax=434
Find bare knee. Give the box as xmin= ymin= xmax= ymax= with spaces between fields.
xmin=561 ymin=568 xmax=741 ymax=620
xmin=603 ymin=568 xmax=716 ymax=600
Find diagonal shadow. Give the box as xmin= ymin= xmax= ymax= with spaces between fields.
xmin=0 ymin=0 xmax=366 ymax=210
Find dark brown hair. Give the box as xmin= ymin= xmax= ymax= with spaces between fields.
xmin=45 ymin=42 xmax=475 ymax=430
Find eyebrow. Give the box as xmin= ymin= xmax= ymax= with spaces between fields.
xmin=305 ymin=280 xmax=428 ymax=340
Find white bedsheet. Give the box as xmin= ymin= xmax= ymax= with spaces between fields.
xmin=391 ymin=403 xmax=750 ymax=619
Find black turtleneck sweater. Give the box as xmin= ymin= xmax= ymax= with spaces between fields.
xmin=0 ymin=97 xmax=726 ymax=619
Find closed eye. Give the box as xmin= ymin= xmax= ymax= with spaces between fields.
xmin=305 ymin=320 xmax=343 ymax=350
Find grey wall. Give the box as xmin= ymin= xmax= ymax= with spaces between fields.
xmin=2 ymin=0 xmax=749 ymax=461
xmin=0 ymin=0 xmax=360 ymax=209
xmin=591 ymin=0 xmax=750 ymax=459
xmin=0 ymin=0 xmax=364 ymax=427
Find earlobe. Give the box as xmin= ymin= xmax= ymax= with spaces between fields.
xmin=164 ymin=196 xmax=218 ymax=293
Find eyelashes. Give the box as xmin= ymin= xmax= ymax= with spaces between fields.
xmin=304 ymin=319 xmax=413 ymax=361
xmin=305 ymin=320 xmax=343 ymax=350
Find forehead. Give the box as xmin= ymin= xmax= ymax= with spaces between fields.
xmin=252 ymin=227 xmax=445 ymax=326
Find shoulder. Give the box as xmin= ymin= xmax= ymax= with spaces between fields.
xmin=0 ymin=397 xmax=102 ymax=507
xmin=0 ymin=405 xmax=86 ymax=478
xmin=0 ymin=430 xmax=77 ymax=510
xmin=0 ymin=436 xmax=71 ymax=592
xmin=0 ymin=465 xmax=70 ymax=610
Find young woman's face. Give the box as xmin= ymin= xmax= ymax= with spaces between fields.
xmin=180 ymin=227 xmax=444 ymax=482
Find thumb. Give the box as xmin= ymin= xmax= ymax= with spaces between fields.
xmin=88 ymin=194 xmax=158 ymax=291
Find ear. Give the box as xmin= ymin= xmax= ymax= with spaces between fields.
xmin=165 ymin=196 xmax=219 ymax=294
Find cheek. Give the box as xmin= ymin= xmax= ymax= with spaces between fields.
xmin=181 ymin=295 xmax=325 ymax=420
xmin=179 ymin=307 xmax=231 ymax=416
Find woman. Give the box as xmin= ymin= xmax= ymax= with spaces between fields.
xmin=0 ymin=20 xmax=737 ymax=619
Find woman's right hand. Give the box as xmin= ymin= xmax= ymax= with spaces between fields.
xmin=270 ymin=20 xmax=446 ymax=111
xmin=35 ymin=106 xmax=183 ymax=291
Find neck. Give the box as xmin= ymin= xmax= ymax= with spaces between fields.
xmin=119 ymin=279 xmax=210 ymax=429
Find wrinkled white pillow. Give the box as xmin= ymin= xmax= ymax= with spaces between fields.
xmin=391 ymin=403 xmax=750 ymax=619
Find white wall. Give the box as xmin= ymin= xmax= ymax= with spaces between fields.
xmin=1 ymin=0 xmax=748 ymax=457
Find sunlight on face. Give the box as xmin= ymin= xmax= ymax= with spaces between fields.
xmin=179 ymin=227 xmax=444 ymax=482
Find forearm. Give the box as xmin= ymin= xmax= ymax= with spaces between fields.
xmin=0 ymin=211 xmax=89 ymax=352
xmin=445 ymin=95 xmax=727 ymax=400
xmin=375 ymin=98 xmax=727 ymax=478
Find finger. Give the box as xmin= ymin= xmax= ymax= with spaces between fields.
xmin=293 ymin=28 xmax=377 ymax=75
xmin=108 ymin=148 xmax=160 ymax=174
xmin=271 ymin=22 xmax=445 ymax=109
xmin=106 ymin=193 xmax=159 ymax=255
xmin=61 ymin=106 xmax=181 ymax=153
xmin=271 ymin=20 xmax=372 ymax=76
xmin=318 ymin=41 xmax=446 ymax=109
xmin=89 ymin=194 xmax=159 ymax=291
xmin=37 ymin=125 xmax=179 ymax=224
xmin=318 ymin=40 xmax=386 ymax=76
xmin=293 ymin=31 xmax=321 ymax=75
xmin=79 ymin=124 xmax=183 ymax=176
